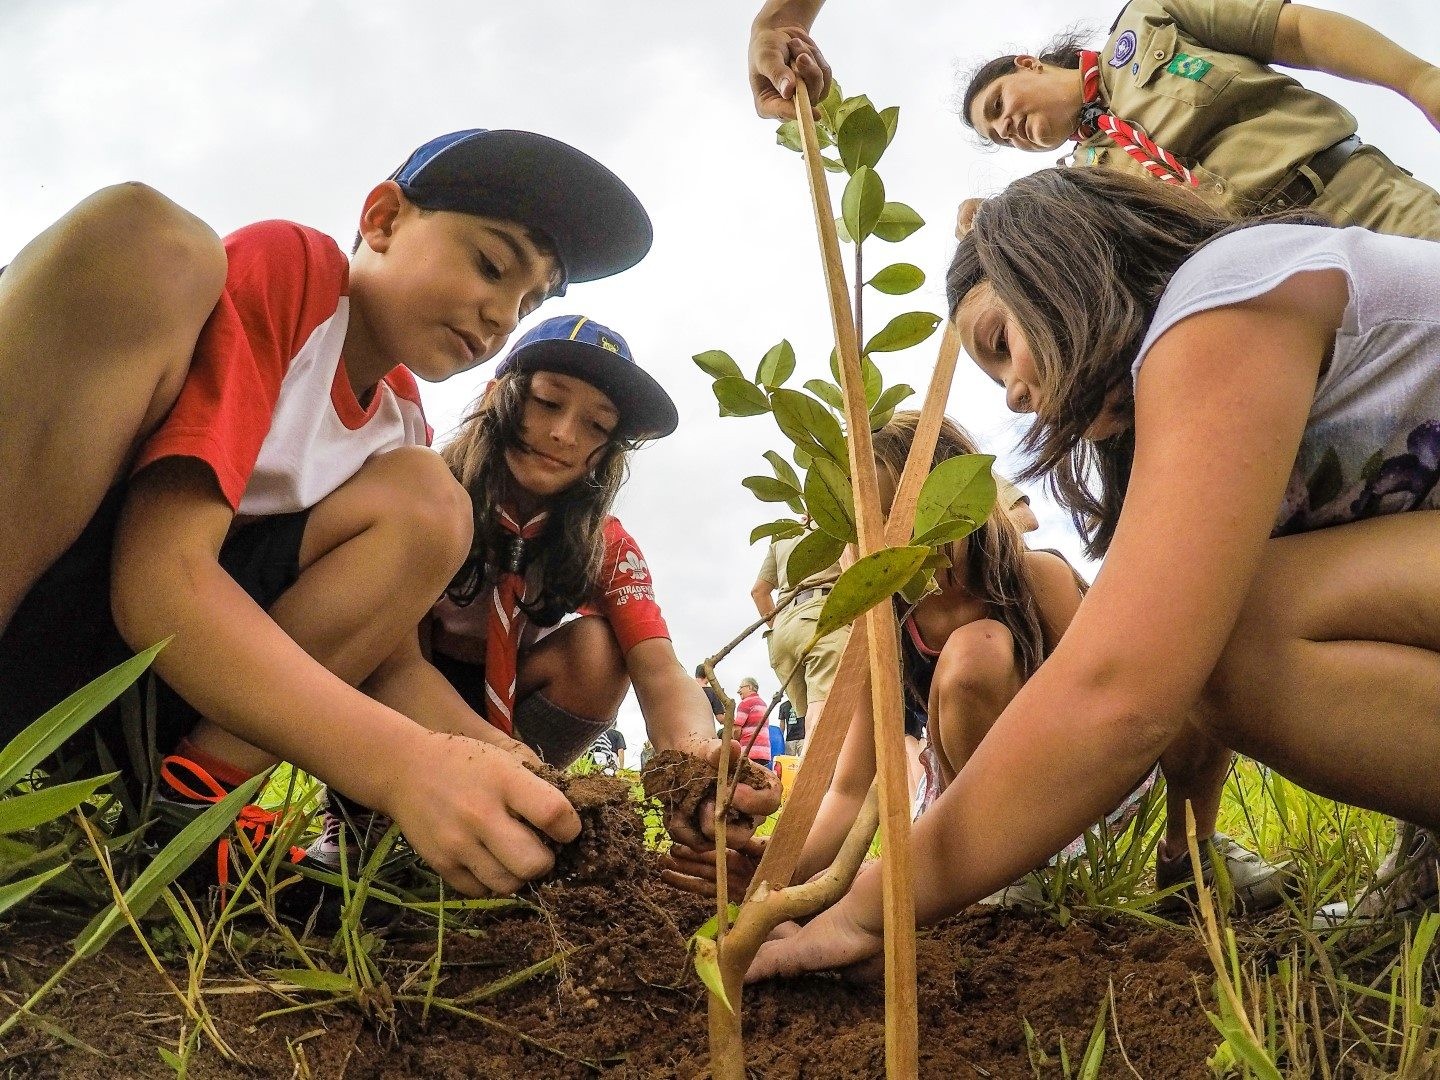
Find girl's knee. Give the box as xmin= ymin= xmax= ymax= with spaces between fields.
xmin=562 ymin=616 xmax=627 ymax=686
xmin=933 ymin=619 xmax=1019 ymax=700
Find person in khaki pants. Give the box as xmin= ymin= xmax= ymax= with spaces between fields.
xmin=751 ymin=534 xmax=848 ymax=752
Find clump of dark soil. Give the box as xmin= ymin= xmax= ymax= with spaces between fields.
xmin=640 ymin=749 xmax=769 ymax=834
xmin=1 ymin=771 xmax=1226 ymax=1078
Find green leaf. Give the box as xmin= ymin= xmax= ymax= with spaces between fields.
xmin=879 ymin=105 xmax=900 ymax=147
xmin=867 ymin=263 xmax=925 ymax=295
xmin=841 ymin=166 xmax=885 ymax=245
xmin=869 ymin=383 xmax=915 ymax=421
xmin=73 ymin=771 xmax=268 ymax=959
xmin=912 ymin=517 xmax=982 ymax=548
xmin=864 ymin=312 xmax=942 ymax=354
xmin=899 ymin=568 xmax=937 ymax=604
xmin=692 ymin=349 xmax=744 ymax=381
xmin=837 ymin=103 xmax=888 ymax=172
xmin=914 ymin=454 xmax=996 ymax=541
xmin=814 ymin=546 xmax=930 ymax=639
xmin=1077 ymin=996 xmax=1110 ymax=1080
xmin=0 ymin=863 xmax=69 ymax=919
xmin=873 ymin=201 xmax=925 ymax=243
xmin=712 ymin=377 xmax=771 ymax=418
xmin=265 ymin=968 xmax=354 ymax=993
xmin=763 ymin=449 xmax=802 ymax=492
xmin=786 ymin=529 xmax=847 ymax=588
xmin=775 ymin=120 xmax=802 ymax=153
xmin=690 ymin=903 xmax=741 ymax=943
xmin=0 ymin=642 xmax=165 ymax=793
xmin=792 ymin=446 xmax=814 ymax=471
xmin=755 ymin=340 xmax=797 ymax=389
xmin=869 ymin=409 xmax=897 ymax=432
xmin=834 ymin=215 xmax=852 ymax=244
xmin=693 ymin=935 xmax=733 ymax=1014
xmin=804 ymin=459 xmax=858 ymax=544
xmin=741 ymin=475 xmax=801 ymax=504
xmin=816 ymin=80 xmax=845 ymax=131
xmin=749 ymin=519 xmax=806 ymax=545
xmin=821 ymin=156 xmax=845 ymax=173
xmin=0 ymin=773 xmax=119 ymax=836
xmin=802 ymin=379 xmax=845 ymax=412
xmin=833 ymin=93 xmax=875 ymax=129
xmin=771 ymin=388 xmax=849 ymax=469
xmin=861 ymin=355 xmax=883 ymax=407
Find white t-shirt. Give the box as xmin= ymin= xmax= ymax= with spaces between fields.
xmin=1132 ymin=224 xmax=1440 ymax=536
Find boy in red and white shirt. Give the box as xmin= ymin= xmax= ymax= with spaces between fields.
xmin=0 ymin=129 xmax=656 ymax=898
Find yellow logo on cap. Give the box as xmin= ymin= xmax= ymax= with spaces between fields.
xmin=598 ymin=337 xmax=621 ymax=354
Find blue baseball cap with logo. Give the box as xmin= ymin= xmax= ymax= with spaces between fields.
xmin=389 ymin=129 xmax=652 ymax=294
xmin=497 ymin=315 xmax=678 ymax=439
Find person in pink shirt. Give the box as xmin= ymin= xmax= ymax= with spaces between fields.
xmin=733 ymin=678 xmax=772 ymax=764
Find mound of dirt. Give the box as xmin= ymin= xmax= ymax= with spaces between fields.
xmin=640 ymin=749 xmax=770 ymax=834
xmin=0 ymin=771 xmax=1223 ymax=1079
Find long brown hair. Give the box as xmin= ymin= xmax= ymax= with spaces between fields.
xmin=959 ymin=26 xmax=1091 ymax=141
xmin=440 ymin=370 xmax=637 ymax=626
xmin=945 ymin=166 xmax=1327 ymax=556
xmin=873 ymin=411 xmax=1048 ymax=680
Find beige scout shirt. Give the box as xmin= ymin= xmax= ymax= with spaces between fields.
xmin=1077 ymin=0 xmax=1356 ymax=214
xmin=758 ymin=534 xmax=841 ymax=594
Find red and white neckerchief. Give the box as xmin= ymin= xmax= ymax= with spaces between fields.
xmin=484 ymin=507 xmax=550 ymax=735
xmin=1073 ymin=49 xmax=1198 ymax=187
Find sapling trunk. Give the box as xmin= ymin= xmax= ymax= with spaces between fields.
xmin=709 ymin=785 xmax=881 ymax=1079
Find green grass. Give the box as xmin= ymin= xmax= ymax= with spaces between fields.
xmin=2 ymin=675 xmax=1436 ymax=1079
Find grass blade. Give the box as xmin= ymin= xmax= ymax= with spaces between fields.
xmin=0 ymin=642 xmax=165 ymax=791
xmin=0 ymin=774 xmax=119 ymax=835
xmin=73 ymin=772 xmax=266 ymax=958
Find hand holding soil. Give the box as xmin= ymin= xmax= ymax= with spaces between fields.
xmin=385 ymin=732 xmax=581 ymax=897
xmin=641 ymin=745 xmax=777 ymax=849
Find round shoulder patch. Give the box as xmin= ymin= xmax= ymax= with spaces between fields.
xmin=1109 ymin=29 xmax=1137 ymax=68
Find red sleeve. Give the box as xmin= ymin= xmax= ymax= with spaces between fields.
xmin=132 ymin=220 xmax=349 ymax=509
xmin=593 ymin=517 xmax=670 ymax=653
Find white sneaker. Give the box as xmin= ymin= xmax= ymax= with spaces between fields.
xmin=1313 ymin=825 xmax=1439 ymax=930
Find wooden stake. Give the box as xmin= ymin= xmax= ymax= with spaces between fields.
xmin=791 ymin=78 xmax=918 ymax=1078
xmin=748 ymin=318 xmax=961 ymax=896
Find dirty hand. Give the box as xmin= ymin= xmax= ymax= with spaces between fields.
xmin=655 ymin=737 xmax=780 ymax=850
xmin=955 ymin=197 xmax=985 ymax=239
xmin=744 ymin=888 xmax=884 ymax=983
xmin=383 ymin=731 xmax=580 ymax=897
xmin=661 ymin=836 xmax=768 ymax=898
xmin=750 ymin=24 xmax=832 ymax=119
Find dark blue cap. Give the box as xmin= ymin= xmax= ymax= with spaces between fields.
xmin=389 ymin=129 xmax=652 ymax=294
xmin=497 ymin=315 xmax=678 ymax=439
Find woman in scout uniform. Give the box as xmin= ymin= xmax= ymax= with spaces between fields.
xmin=960 ymin=0 xmax=1440 ymax=237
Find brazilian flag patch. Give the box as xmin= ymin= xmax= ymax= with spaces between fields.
xmin=1167 ymin=53 xmax=1213 ymax=80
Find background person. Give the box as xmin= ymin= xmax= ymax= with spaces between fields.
xmin=752 ymin=533 xmax=849 ymax=760
xmin=734 ymin=677 xmax=773 ymax=764
xmin=959 ymin=2 xmax=1440 ymax=237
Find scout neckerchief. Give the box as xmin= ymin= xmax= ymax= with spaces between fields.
xmin=484 ymin=507 xmax=550 ymax=735
xmin=1073 ymin=49 xmax=1198 ymax=187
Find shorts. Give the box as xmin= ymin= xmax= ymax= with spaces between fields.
xmin=430 ymin=642 xmax=617 ymax=768
xmin=0 ymin=484 xmax=310 ymax=779
xmin=765 ymin=595 xmax=851 ymax=717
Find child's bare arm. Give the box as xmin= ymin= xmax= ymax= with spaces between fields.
xmin=112 ymin=459 xmax=578 ymax=895
xmin=1025 ymin=551 xmax=1085 ymax=655
xmin=750 ymin=274 xmax=1342 ymax=981
xmin=366 ymin=624 xmax=540 ymax=766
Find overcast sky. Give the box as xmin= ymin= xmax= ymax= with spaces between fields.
xmin=6 ymin=0 xmax=1437 ymax=754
